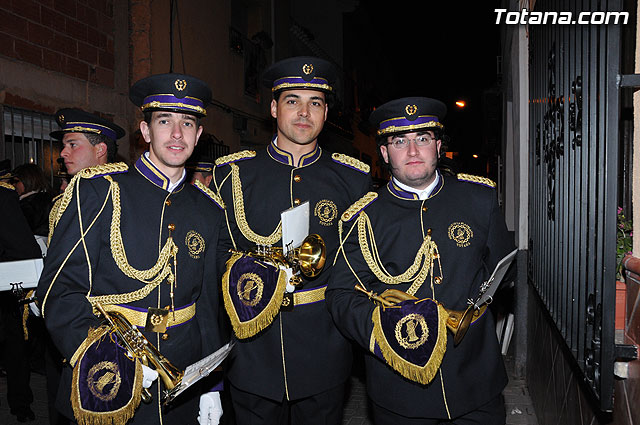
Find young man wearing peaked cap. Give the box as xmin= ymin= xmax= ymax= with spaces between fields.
xmin=326 ymin=97 xmax=515 ymax=424
xmin=38 ymin=73 xmax=227 ymax=425
xmin=213 ymin=56 xmax=371 ymax=424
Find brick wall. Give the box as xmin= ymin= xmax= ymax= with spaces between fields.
xmin=0 ymin=0 xmax=115 ymax=87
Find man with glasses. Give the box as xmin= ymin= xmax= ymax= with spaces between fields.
xmin=326 ymin=97 xmax=514 ymax=424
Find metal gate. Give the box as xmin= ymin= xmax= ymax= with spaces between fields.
xmin=527 ymin=0 xmax=629 ymax=411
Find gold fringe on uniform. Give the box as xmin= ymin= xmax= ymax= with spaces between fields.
xmin=222 ymin=252 xmax=288 ymax=339
xmin=371 ymin=302 xmax=448 ymax=385
xmin=70 ymin=326 xmax=143 ymax=425
xmin=21 ymin=290 xmax=34 ymax=340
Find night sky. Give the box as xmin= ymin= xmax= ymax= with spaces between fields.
xmin=346 ymin=1 xmax=503 ymax=173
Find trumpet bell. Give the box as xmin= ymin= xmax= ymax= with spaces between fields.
xmin=297 ymin=234 xmax=326 ymax=277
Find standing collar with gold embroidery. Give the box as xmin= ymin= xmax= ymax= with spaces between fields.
xmin=387 ymin=172 xmax=443 ymax=200
xmin=267 ymin=137 xmax=321 ymax=167
xmin=134 ymin=152 xmax=186 ymax=192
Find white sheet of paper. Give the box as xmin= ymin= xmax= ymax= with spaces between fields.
xmin=0 ymin=258 xmax=44 ymax=291
xmin=476 ymin=248 xmax=518 ymax=306
xmin=281 ymin=201 xmax=309 ymax=255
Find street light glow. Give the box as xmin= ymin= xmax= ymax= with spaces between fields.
xmin=455 ymin=100 xmax=466 ymax=108
xmin=472 ymin=154 xmax=479 ymax=159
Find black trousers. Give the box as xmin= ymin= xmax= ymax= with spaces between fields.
xmin=229 ymin=382 xmax=346 ymax=425
xmin=371 ymin=393 xmax=506 ymax=425
xmin=0 ymin=293 xmax=33 ymax=414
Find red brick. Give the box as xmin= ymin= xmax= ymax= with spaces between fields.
xmin=76 ymin=3 xmax=97 ymax=27
xmin=0 ymin=32 xmax=15 ymax=58
xmin=97 ymin=49 xmax=113 ymax=69
xmin=40 ymin=6 xmax=66 ymax=29
xmin=53 ymin=0 xmax=76 ymax=19
xmin=77 ymin=41 xmax=97 ymax=63
xmin=65 ymin=18 xmax=88 ymax=43
xmin=0 ymin=9 xmax=29 ymax=40
xmin=106 ymin=36 xmax=113 ymax=54
xmin=28 ymin=22 xmax=55 ymax=48
xmin=89 ymin=65 xmax=113 ymax=88
xmin=10 ymin=0 xmax=41 ymax=23
xmin=86 ymin=26 xmax=99 ymax=46
xmin=96 ymin=14 xmax=113 ymax=35
xmin=37 ymin=0 xmax=55 ymax=8
xmin=65 ymin=55 xmax=88 ymax=80
xmin=43 ymin=48 xmax=65 ymax=72
xmin=51 ymin=31 xmax=77 ymax=56
xmin=105 ymin=0 xmax=113 ymax=18
xmin=14 ymin=39 xmax=43 ymax=66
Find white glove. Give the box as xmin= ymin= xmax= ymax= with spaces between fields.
xmin=280 ymin=266 xmax=296 ymax=293
xmin=198 ymin=391 xmax=222 ymax=425
xmin=141 ymin=364 xmax=158 ymax=389
xmin=28 ymin=300 xmax=41 ymax=317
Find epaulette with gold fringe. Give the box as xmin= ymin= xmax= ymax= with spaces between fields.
xmin=47 ymin=194 xmax=64 ymax=244
xmin=0 ymin=181 xmax=15 ymax=191
xmin=215 ymin=150 xmax=256 ymax=167
xmin=456 ymin=173 xmax=496 ymax=188
xmin=341 ymin=192 xmax=377 ymax=222
xmin=192 ymin=179 xmax=225 ymax=209
xmin=331 ymin=153 xmax=370 ymax=174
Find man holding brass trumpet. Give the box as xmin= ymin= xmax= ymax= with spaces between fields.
xmin=213 ymin=56 xmax=371 ymax=424
xmin=37 ymin=73 xmax=226 ymax=425
xmin=326 ymin=97 xmax=515 ymax=424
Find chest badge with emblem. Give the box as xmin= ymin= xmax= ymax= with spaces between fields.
xmin=314 ymin=200 xmax=337 ymax=226
xmin=448 ymin=222 xmax=473 ymax=247
xmin=185 ymin=230 xmax=205 ymax=259
xmin=237 ymin=273 xmax=264 ymax=306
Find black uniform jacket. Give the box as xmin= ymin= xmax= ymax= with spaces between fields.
xmin=0 ymin=183 xmax=41 ymax=261
xmin=213 ymin=140 xmax=371 ymax=401
xmin=326 ymin=173 xmax=515 ymax=419
xmin=37 ymin=156 xmax=225 ymax=424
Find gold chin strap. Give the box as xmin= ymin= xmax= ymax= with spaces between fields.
xmin=357 ymin=212 xmax=440 ymax=296
xmin=231 ymin=163 xmax=282 ymax=245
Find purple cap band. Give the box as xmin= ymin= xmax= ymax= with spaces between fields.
xmin=378 ymin=115 xmax=443 ymax=135
xmin=62 ymin=122 xmax=117 ymax=141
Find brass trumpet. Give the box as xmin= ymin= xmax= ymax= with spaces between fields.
xmin=354 ymin=284 xmax=486 ymax=346
xmin=94 ymin=303 xmax=184 ymax=404
xmin=235 ymin=234 xmax=326 ymax=285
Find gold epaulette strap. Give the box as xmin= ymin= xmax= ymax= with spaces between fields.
xmin=457 ymin=173 xmax=496 ymax=188
xmin=0 ymin=181 xmax=15 ymax=191
xmin=48 ymin=195 xmax=64 ymax=244
xmin=215 ymin=150 xmax=256 ymax=167
xmin=331 ymin=153 xmax=371 ymax=174
xmin=193 ymin=179 xmax=225 ymax=209
xmin=341 ymin=192 xmax=378 ymax=222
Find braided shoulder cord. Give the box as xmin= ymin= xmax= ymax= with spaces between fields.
xmin=230 ymin=163 xmax=282 ymax=245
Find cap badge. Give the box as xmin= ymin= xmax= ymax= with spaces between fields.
xmin=302 ymin=63 xmax=314 ymax=75
xmin=174 ymin=79 xmax=187 ymax=91
xmin=405 ymin=104 xmax=418 ymax=116
xmin=58 ymin=114 xmax=65 ymax=123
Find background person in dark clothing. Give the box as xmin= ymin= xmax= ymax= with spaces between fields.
xmin=12 ymin=164 xmax=54 ymax=237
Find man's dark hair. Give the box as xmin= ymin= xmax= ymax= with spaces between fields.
xmin=12 ymin=163 xmax=50 ymax=193
xmin=143 ymin=110 xmax=201 ymax=128
xmin=84 ymin=133 xmax=117 ymax=163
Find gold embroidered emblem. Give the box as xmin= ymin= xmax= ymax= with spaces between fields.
xmin=405 ymin=104 xmax=418 ymax=116
xmin=448 ymin=222 xmax=473 ymax=247
xmin=185 ymin=230 xmax=205 ymax=259
xmin=314 ymin=200 xmax=337 ymax=226
xmin=237 ymin=273 xmax=264 ymax=307
xmin=59 ymin=114 xmax=64 ymax=122
xmin=395 ymin=313 xmax=429 ymax=349
xmin=302 ymin=63 xmax=314 ymax=75
xmin=87 ymin=361 xmax=121 ymax=401
xmin=174 ymin=79 xmax=187 ymax=91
